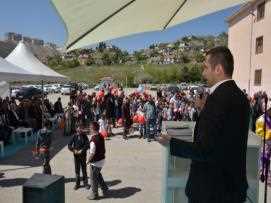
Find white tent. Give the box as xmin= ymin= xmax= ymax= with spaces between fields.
xmin=6 ymin=42 xmax=68 ymax=82
xmin=51 ymin=0 xmax=250 ymax=51
xmin=0 ymin=81 xmax=9 ymax=98
xmin=0 ymin=56 xmax=40 ymax=82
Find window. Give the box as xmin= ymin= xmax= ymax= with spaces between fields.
xmin=256 ymin=36 xmax=263 ymax=54
xmin=254 ymin=69 xmax=262 ymax=86
xmin=257 ymin=2 xmax=265 ymax=21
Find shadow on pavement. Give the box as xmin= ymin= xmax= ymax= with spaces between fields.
xmin=106 ymin=179 xmax=122 ymax=187
xmin=0 ymin=177 xmax=27 ymax=187
xmin=102 ymin=187 xmax=141 ymax=199
xmin=64 ymin=178 xmax=122 ymax=187
xmin=0 ymin=166 xmax=34 ymax=173
xmin=0 ymin=129 xmax=71 ymax=167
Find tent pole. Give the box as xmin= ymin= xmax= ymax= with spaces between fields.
xmin=9 ymin=83 xmax=12 ymax=98
xmin=41 ymin=80 xmax=44 ymax=128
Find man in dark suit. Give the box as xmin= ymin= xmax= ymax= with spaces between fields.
xmin=157 ymin=46 xmax=250 ymax=203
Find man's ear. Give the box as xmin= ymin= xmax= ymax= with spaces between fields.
xmin=215 ymin=64 xmax=224 ymax=75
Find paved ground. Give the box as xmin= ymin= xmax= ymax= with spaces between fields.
xmin=0 ymin=89 xmax=163 ymax=203
xmin=0 ymin=127 xmax=163 ymax=203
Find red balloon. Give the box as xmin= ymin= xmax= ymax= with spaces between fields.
xmin=100 ymin=130 xmax=108 ymax=138
xmin=98 ymin=91 xmax=104 ymax=97
xmin=133 ymin=115 xmax=139 ymax=123
xmin=138 ymin=115 xmax=145 ymax=124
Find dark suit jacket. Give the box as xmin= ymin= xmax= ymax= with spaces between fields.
xmin=170 ymin=80 xmax=250 ymax=203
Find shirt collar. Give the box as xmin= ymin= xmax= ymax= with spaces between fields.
xmin=209 ymin=79 xmax=233 ymax=95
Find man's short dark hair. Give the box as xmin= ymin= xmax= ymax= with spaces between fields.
xmin=206 ymin=46 xmax=234 ymax=77
xmin=92 ymin=121 xmax=100 ymax=132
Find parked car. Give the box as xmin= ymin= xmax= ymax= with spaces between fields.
xmin=51 ymin=84 xmax=61 ymax=93
xmin=16 ymin=87 xmax=43 ymax=99
xmin=11 ymin=88 xmax=20 ymax=98
xmin=166 ymin=85 xmax=179 ymax=94
xmin=94 ymin=77 xmax=114 ymax=91
xmin=78 ymin=82 xmax=89 ymax=90
xmin=43 ymin=85 xmax=52 ymax=94
xmin=178 ymin=82 xmax=189 ymax=90
xmin=60 ymin=85 xmax=75 ymax=95
xmin=150 ymin=84 xmax=158 ymax=90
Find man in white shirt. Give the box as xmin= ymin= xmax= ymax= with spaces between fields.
xmin=157 ymin=46 xmax=250 ymax=203
xmin=87 ymin=121 xmax=108 ymax=200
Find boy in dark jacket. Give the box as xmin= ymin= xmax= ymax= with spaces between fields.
xmin=36 ymin=121 xmax=52 ymax=174
xmin=68 ymin=125 xmax=90 ymax=190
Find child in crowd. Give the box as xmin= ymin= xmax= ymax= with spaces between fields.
xmin=87 ymin=122 xmax=108 ymax=200
xmin=36 ymin=121 xmax=52 ymax=175
xmin=98 ymin=114 xmax=108 ymax=139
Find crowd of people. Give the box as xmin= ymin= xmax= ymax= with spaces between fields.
xmin=0 ymin=95 xmax=64 ymax=145
xmin=55 ymin=84 xmax=207 ymax=200
xmin=62 ymin=84 xmax=206 ymax=142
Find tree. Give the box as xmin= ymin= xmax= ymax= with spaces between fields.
xmin=112 ymin=48 xmax=123 ymax=64
xmin=63 ymin=59 xmax=80 ymax=68
xmin=180 ymin=66 xmax=191 ymax=82
xmin=134 ymin=72 xmax=154 ymax=84
xmin=86 ymin=56 xmax=95 ymax=66
xmin=182 ymin=36 xmax=190 ymax=44
xmin=216 ymin=32 xmax=228 ymax=47
xmin=180 ymin=53 xmax=190 ymax=63
xmin=195 ymin=52 xmax=205 ymax=63
xmin=97 ymin=42 xmax=106 ymax=52
xmin=47 ymin=55 xmax=62 ymax=68
xmin=121 ymin=51 xmax=129 ymax=63
xmin=168 ymin=67 xmax=179 ymax=83
xmin=189 ymin=64 xmax=202 ymax=82
xmin=150 ymin=50 xmax=159 ymax=57
xmin=173 ymin=41 xmax=180 ymax=50
xmin=134 ymin=51 xmax=147 ymax=63
xmin=205 ymin=38 xmax=215 ymax=49
xmin=149 ymin=44 xmax=155 ymax=49
xmin=101 ymin=52 xmax=111 ymax=65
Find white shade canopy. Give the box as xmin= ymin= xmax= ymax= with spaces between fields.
xmin=6 ymin=42 xmax=68 ymax=82
xmin=0 ymin=81 xmax=9 ymax=98
xmin=51 ymin=0 xmax=250 ymax=51
xmin=0 ymin=56 xmax=40 ymax=82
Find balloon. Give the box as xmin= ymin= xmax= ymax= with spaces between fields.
xmin=138 ymin=115 xmax=145 ymax=124
xmin=133 ymin=115 xmax=139 ymax=123
xmin=97 ymin=90 xmax=104 ymax=98
xmin=100 ymin=130 xmax=108 ymax=138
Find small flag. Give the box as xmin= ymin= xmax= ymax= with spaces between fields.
xmin=256 ymin=113 xmax=271 ymax=140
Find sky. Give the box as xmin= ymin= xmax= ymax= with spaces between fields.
xmin=0 ymin=0 xmax=241 ymax=53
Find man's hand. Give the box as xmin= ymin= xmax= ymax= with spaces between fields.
xmin=156 ymin=133 xmax=172 ymax=146
xmin=87 ymin=153 xmax=94 ymax=164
